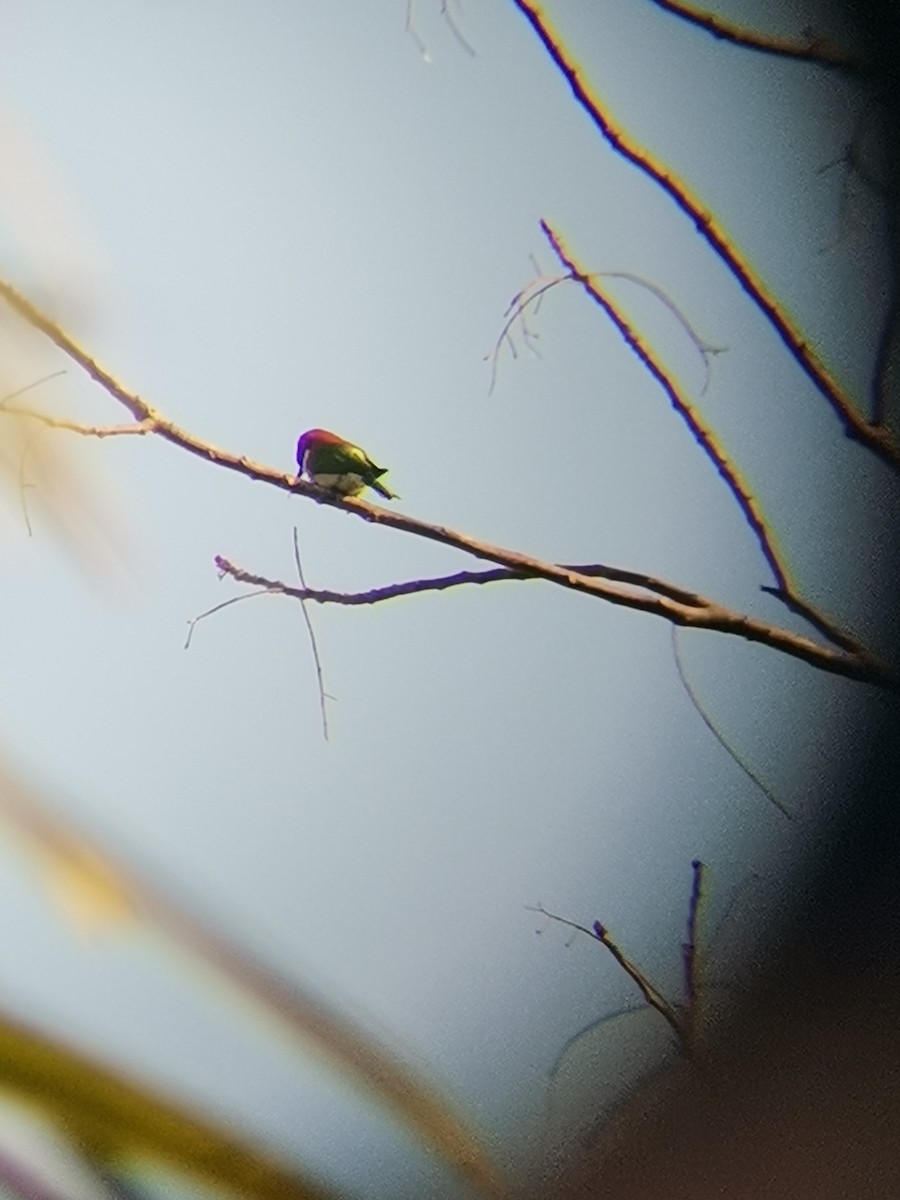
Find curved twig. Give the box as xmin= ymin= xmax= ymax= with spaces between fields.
xmin=541 ymin=220 xmax=793 ymax=595
xmin=292 ymin=527 xmax=332 ymax=740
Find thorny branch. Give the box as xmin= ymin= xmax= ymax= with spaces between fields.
xmin=0 ymin=276 xmax=892 ymax=689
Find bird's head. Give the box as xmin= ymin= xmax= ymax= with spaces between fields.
xmin=296 ymin=428 xmax=343 ymax=469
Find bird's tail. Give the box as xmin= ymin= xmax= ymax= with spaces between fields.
xmin=371 ymin=477 xmax=399 ymax=500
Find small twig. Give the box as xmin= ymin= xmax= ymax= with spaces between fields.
xmin=599 ymin=270 xmax=727 ymax=394
xmin=184 ymin=590 xmax=271 ymax=649
xmin=486 ymin=274 xmax=567 ymax=393
xmin=529 ymin=903 xmax=685 ymax=1046
xmin=292 ymin=527 xmax=331 ymax=741
xmin=214 ymin=556 xmax=709 ymax=608
xmin=2 ymin=407 xmax=157 ymax=438
xmin=0 ymin=369 xmax=67 ymax=410
xmin=18 ymin=424 xmax=44 ymax=537
xmin=441 ymin=0 xmax=476 ymax=56
xmin=671 ymin=627 xmax=793 ymax=820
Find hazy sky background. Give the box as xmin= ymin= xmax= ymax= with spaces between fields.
xmin=0 ymin=2 xmax=893 ymax=1197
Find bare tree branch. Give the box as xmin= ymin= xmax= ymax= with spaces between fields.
xmin=534 ymin=861 xmax=710 ymax=1065
xmin=642 ymin=0 xmax=861 ymax=71
xmin=540 ymin=220 xmax=794 ymax=595
xmin=509 ymin=3 xmax=899 ymax=468
xmin=530 ymin=903 xmax=685 ymax=1048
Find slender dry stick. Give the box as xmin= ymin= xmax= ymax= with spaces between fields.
xmin=215 ymin=556 xmax=712 ymax=607
xmin=671 ymin=627 xmax=793 ymax=821
xmin=489 ymin=268 xmax=724 ymax=395
xmin=0 ymin=277 xmax=891 ymax=687
xmin=0 ymin=369 xmax=67 ymax=410
xmin=184 ymin=590 xmax=272 ymax=650
xmin=642 ymin=0 xmax=861 ymax=70
xmin=509 ymin=3 xmax=900 ymax=468
xmin=292 ymin=526 xmax=331 ymax=741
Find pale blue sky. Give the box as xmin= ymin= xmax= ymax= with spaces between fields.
xmin=0 ymin=2 xmax=893 ymax=1197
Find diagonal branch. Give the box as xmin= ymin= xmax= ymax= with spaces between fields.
xmin=530 ymin=903 xmax=686 ymax=1047
xmin=539 ymin=220 xmax=792 ymax=594
xmin=212 ymin=555 xmax=893 ymax=689
xmin=642 ymin=0 xmax=861 ymax=71
xmin=509 ymin=2 xmax=899 ymax=469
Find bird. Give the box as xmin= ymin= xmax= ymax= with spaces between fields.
xmin=295 ymin=428 xmax=398 ymax=500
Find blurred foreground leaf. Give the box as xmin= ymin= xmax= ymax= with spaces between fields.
xmin=0 ymin=1008 xmax=340 ymax=1200
xmin=0 ymin=756 xmax=503 ymax=1198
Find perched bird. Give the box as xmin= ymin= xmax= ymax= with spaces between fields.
xmin=295 ymin=428 xmax=398 ymax=500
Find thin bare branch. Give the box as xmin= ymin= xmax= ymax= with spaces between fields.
xmin=509 ymin=4 xmax=899 ymax=467
xmin=530 ymin=902 xmax=684 ymax=1045
xmin=184 ymin=590 xmax=272 ymax=650
xmin=486 ymin=274 xmax=567 ymax=393
xmin=642 ymin=0 xmax=861 ymax=71
xmin=292 ymin=527 xmax=331 ymax=741
xmin=212 ymin=547 xmax=890 ymax=686
xmin=214 ymin=556 xmax=708 ymax=607
xmin=442 ymin=0 xmax=476 ymax=57
xmin=671 ymin=627 xmax=793 ymax=820
xmin=541 ymin=220 xmax=793 ymax=594
xmin=600 ymin=270 xmax=727 ymax=393
xmin=2 ymin=406 xmax=157 ymax=437
xmin=760 ymin=585 xmax=871 ymax=657
xmin=17 ymin=424 xmax=43 ymax=537
xmin=591 ymin=919 xmax=686 ymax=1046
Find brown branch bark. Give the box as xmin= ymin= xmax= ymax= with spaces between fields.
xmin=643 ymin=0 xmax=861 ymax=71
